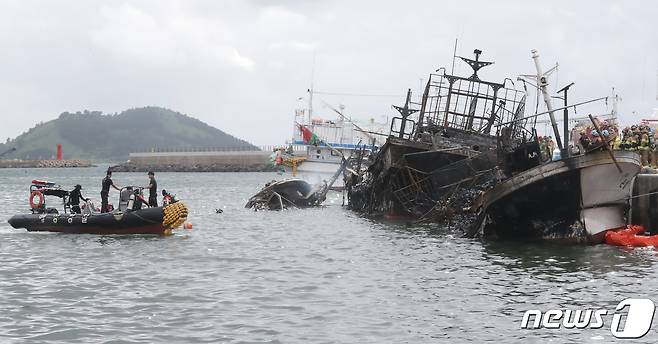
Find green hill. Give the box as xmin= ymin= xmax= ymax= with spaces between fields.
xmin=0 ymin=107 xmax=257 ymax=160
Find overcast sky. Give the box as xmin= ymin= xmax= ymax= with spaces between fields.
xmin=0 ymin=0 xmax=656 ymax=145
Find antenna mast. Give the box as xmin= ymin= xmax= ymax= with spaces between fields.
xmin=308 ymin=53 xmax=316 ymax=124
xmin=451 ymin=38 xmax=458 ymax=75
xmin=531 ymin=49 xmax=563 ymax=152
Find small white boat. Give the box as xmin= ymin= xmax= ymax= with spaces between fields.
xmin=276 ymin=101 xmax=388 ymax=190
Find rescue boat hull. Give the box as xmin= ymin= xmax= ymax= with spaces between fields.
xmin=9 ymin=207 xmax=168 ymax=235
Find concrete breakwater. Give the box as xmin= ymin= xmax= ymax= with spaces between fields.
xmin=111 ymin=150 xmax=277 ymax=172
xmin=0 ymin=159 xmax=93 ymax=168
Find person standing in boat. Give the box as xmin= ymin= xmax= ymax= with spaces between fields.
xmin=145 ymin=171 xmax=158 ymax=207
xmin=101 ymin=170 xmax=120 ymax=213
xmin=68 ymin=184 xmax=88 ymax=214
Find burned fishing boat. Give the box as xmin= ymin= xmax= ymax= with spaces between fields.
xmin=8 ymin=180 xmax=188 ymax=235
xmin=247 ymin=153 xmax=349 ymax=210
xmin=346 ymin=49 xmax=527 ymax=224
xmin=470 ymin=50 xmax=642 ymax=242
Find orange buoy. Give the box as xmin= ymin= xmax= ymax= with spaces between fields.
xmin=183 ymin=222 xmax=193 ymax=230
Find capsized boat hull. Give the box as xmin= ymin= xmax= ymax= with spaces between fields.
xmin=8 ymin=202 xmax=188 ymax=235
xmin=473 ymin=151 xmax=641 ymax=242
xmin=245 ymin=178 xmax=322 ymax=210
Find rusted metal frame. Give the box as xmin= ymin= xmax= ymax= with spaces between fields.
xmin=415 ymin=80 xmax=432 ymax=138
xmin=414 ymin=174 xmax=478 ymax=223
xmin=392 ymin=153 xmax=487 ymax=195
xmin=464 ymin=82 xmax=480 ymax=131
xmin=444 ymin=73 xmax=504 ymax=89
xmin=430 ymin=168 xmax=495 ymax=193
xmin=406 ymin=166 xmax=424 ymax=194
xmin=481 ymin=85 xmax=503 ymax=134
xmin=496 ymin=97 xmax=608 ymax=127
xmin=445 ymin=110 xmax=493 ymax=120
xmin=447 ymin=82 xmax=492 ymax=100
xmin=441 ymin=77 xmax=456 ymax=128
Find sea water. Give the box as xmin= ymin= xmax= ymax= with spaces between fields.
xmin=1 ymin=166 xmax=657 ymax=343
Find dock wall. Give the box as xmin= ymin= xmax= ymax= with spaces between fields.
xmin=631 ymin=174 xmax=658 ymax=234
xmin=111 ymin=149 xmax=280 ymax=172
xmin=0 ymin=159 xmax=92 ymax=168
xmin=128 ymin=151 xmax=271 ymax=167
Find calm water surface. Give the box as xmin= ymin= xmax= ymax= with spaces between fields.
xmin=1 ymin=166 xmax=658 ymax=343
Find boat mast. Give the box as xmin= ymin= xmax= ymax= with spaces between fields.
xmin=611 ymin=87 xmax=619 ymax=117
xmin=557 ymin=82 xmax=574 ymax=158
xmin=531 ymin=49 xmax=563 ymax=152
xmin=451 ymin=38 xmax=458 ymax=75
xmin=392 ymin=89 xmax=418 ymax=139
xmin=308 ymin=53 xmax=316 ymax=125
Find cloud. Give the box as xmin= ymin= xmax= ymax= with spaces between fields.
xmin=89 ymin=3 xmax=255 ymax=71
xmin=259 ymin=6 xmax=307 ymax=26
xmin=0 ymin=0 xmax=656 ymax=146
xmin=228 ymin=48 xmax=255 ymax=72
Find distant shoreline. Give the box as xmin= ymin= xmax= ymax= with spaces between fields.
xmin=109 ymin=162 xmax=277 ymax=173
xmin=0 ymin=159 xmax=94 ymax=168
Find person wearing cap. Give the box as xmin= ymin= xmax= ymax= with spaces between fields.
xmin=145 ymin=171 xmax=158 ymax=207
xmin=101 ymin=170 xmax=120 ymax=213
xmin=590 ymin=129 xmax=601 ymax=147
xmin=620 ymin=127 xmax=630 ymax=150
xmin=68 ymin=184 xmax=89 ymax=214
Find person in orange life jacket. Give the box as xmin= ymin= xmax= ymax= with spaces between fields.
xmin=68 ymin=184 xmax=88 ymax=214
xmin=162 ymin=189 xmax=177 ymax=206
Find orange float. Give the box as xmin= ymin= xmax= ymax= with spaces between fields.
xmin=604 ymin=225 xmax=658 ymax=247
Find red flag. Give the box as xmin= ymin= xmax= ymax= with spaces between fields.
xmin=298 ymin=124 xmax=313 ymax=142
xmin=298 ymin=124 xmax=318 ymax=144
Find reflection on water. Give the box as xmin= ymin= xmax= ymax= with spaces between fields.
xmin=1 ymin=166 xmax=657 ymax=343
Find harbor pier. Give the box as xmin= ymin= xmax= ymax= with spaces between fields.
xmin=631 ymin=173 xmax=658 ymax=234
xmin=111 ymin=147 xmax=278 ymax=172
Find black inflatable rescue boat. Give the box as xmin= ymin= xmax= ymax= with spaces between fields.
xmin=8 ymin=180 xmax=188 ymax=235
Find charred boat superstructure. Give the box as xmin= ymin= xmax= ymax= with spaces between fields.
xmin=347 ymin=49 xmax=527 ymax=223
